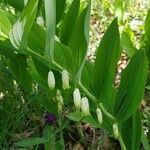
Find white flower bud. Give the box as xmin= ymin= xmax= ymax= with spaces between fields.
xmin=96 ymin=108 xmax=103 ymax=125
xmin=56 ymin=90 xmax=64 ymax=105
xmin=73 ymin=88 xmax=81 ymax=110
xmin=62 ymin=70 xmax=70 ymax=90
xmin=81 ymin=97 xmax=90 ymax=116
xmin=48 ymin=71 xmax=55 ymax=90
xmin=113 ymin=124 xmax=119 ymax=139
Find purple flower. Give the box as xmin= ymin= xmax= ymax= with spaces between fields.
xmin=44 ymin=113 xmax=57 ymax=124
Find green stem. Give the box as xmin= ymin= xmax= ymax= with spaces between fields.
xmin=99 ymin=103 xmax=116 ymax=122
xmin=118 ymin=134 xmax=127 ymax=150
xmin=58 ymin=117 xmax=65 ymax=149
xmin=77 ymin=123 xmax=85 ymax=144
xmin=78 ymin=82 xmax=97 ymax=103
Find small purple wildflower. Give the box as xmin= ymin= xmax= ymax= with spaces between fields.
xmin=44 ymin=113 xmax=57 ymax=124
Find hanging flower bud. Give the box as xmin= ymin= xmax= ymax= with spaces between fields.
xmin=73 ymin=88 xmax=81 ymax=111
xmin=113 ymin=124 xmax=119 ymax=139
xmin=62 ymin=70 xmax=70 ymax=90
xmin=81 ymin=97 xmax=90 ymax=116
xmin=96 ymin=108 xmax=103 ymax=125
xmin=48 ymin=71 xmax=55 ymax=90
xmin=56 ymin=90 xmax=64 ymax=105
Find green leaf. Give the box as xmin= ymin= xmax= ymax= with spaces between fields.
xmin=0 ymin=40 xmax=16 ymax=60
xmin=121 ymin=110 xmax=142 ymax=150
xmin=114 ymin=50 xmax=148 ymax=122
xmin=54 ymin=41 xmax=74 ymax=74
xmin=28 ymin=23 xmax=45 ymax=55
xmin=60 ymin=0 xmax=80 ymax=45
xmin=56 ymin=0 xmax=66 ymax=24
xmin=93 ymin=18 xmax=120 ymax=111
xmin=82 ymin=115 xmax=99 ymax=128
xmin=81 ymin=61 xmax=94 ymax=90
xmin=115 ymin=0 xmax=124 ymax=25
xmin=121 ymin=30 xmax=136 ymax=58
xmin=67 ymin=111 xmax=84 ymax=122
xmin=27 ymin=57 xmax=48 ymax=91
xmin=144 ymin=9 xmax=150 ymax=62
xmin=15 ymin=137 xmax=46 ymax=147
xmin=44 ymin=0 xmax=56 ymax=60
xmin=4 ymin=0 xmax=25 ymax=11
xmin=68 ymin=1 xmax=91 ymax=80
xmin=8 ymin=54 xmax=32 ymax=93
xmin=0 ymin=9 xmax=12 ymax=37
xmin=141 ymin=128 xmax=150 ymax=150
xmin=145 ymin=9 xmax=150 ymax=41
xmin=9 ymin=0 xmax=38 ymax=49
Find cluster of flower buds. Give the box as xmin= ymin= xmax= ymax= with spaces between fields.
xmin=96 ymin=108 xmax=103 ymax=125
xmin=73 ymin=88 xmax=90 ymax=116
xmin=62 ymin=70 xmax=70 ymax=90
xmin=56 ymin=90 xmax=64 ymax=114
xmin=48 ymin=69 xmax=70 ymax=90
xmin=113 ymin=123 xmax=119 ymax=139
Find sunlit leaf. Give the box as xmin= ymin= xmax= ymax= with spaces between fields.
xmin=9 ymin=0 xmax=38 ymax=49
xmin=121 ymin=30 xmax=136 ymax=58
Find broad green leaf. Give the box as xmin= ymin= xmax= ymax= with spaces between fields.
xmin=145 ymin=9 xmax=150 ymax=41
xmin=9 ymin=0 xmax=38 ymax=49
xmin=15 ymin=137 xmax=46 ymax=147
xmin=56 ymin=0 xmax=66 ymax=24
xmin=114 ymin=50 xmax=148 ymax=122
xmin=0 ymin=9 xmax=12 ymax=38
xmin=67 ymin=111 xmax=84 ymax=122
xmin=0 ymin=40 xmax=16 ymax=60
xmin=68 ymin=2 xmax=91 ymax=80
xmin=81 ymin=61 xmax=94 ymax=90
xmin=141 ymin=128 xmax=150 ymax=150
xmin=32 ymin=57 xmax=49 ymax=82
xmin=144 ymin=9 xmax=150 ymax=62
xmin=29 ymin=23 xmax=74 ymax=74
xmin=0 ymin=9 xmax=16 ymax=24
xmin=44 ymin=0 xmax=56 ymax=60
xmin=60 ymin=0 xmax=80 ymax=45
xmin=28 ymin=23 xmax=45 ymax=55
xmin=54 ymin=41 xmax=74 ymax=74
xmin=115 ymin=0 xmax=124 ymax=24
xmin=27 ymin=57 xmax=48 ymax=91
xmin=8 ymin=54 xmax=32 ymax=93
xmin=93 ymin=18 xmax=120 ymax=111
xmin=82 ymin=115 xmax=99 ymax=128
xmin=121 ymin=30 xmax=136 ymax=58
xmin=121 ymin=110 xmax=141 ymax=150
xmin=4 ymin=0 xmax=25 ymax=11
